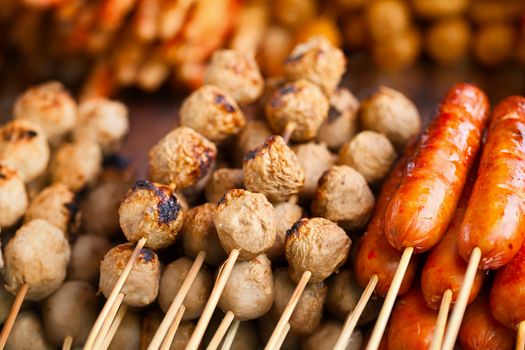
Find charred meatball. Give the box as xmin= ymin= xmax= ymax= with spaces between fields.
xmin=0 ymin=165 xmax=28 ymax=228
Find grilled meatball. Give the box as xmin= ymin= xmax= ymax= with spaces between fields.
xmin=204 ymin=168 xmax=243 ymax=204
xmin=182 ymin=203 xmax=227 ymax=266
xmin=119 ymin=180 xmax=184 ymax=249
xmin=73 ymin=97 xmax=129 ymax=154
xmin=158 ymin=257 xmax=212 ymax=320
xmin=149 ymin=127 xmax=217 ymax=189
xmin=293 ymin=142 xmax=336 ymax=199
xmin=219 ymin=255 xmax=274 ymax=320
xmin=204 ymin=50 xmax=264 ymax=105
xmin=214 ymin=189 xmax=276 ymax=260
xmin=14 ymin=81 xmax=76 ymax=145
xmin=265 ymin=79 xmax=329 ymax=142
xmin=99 ymin=243 xmax=160 ymax=307
xmin=5 ymin=312 xmax=53 ymax=350
xmin=42 ymin=281 xmax=99 ymax=346
xmin=67 ymin=233 xmax=112 ymax=284
xmin=284 ymin=36 xmax=346 ymax=95
xmin=312 ymin=165 xmax=374 ymax=231
xmin=243 ymin=135 xmax=304 ymax=203
xmin=180 ymin=85 xmax=246 ymax=143
xmin=4 ymin=219 xmax=70 ymax=300
xmin=0 ymin=120 xmax=50 ymax=182
xmin=0 ymin=165 xmax=28 ymax=228
xmin=285 ymin=217 xmax=351 ymax=283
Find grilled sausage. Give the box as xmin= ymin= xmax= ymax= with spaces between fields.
xmin=385 ymin=83 xmax=489 ymax=253
xmin=458 ymin=96 xmax=525 ymax=269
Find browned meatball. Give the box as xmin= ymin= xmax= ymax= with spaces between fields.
xmin=182 ymin=203 xmax=227 ymax=266
xmin=272 ymin=268 xmax=328 ymax=335
xmin=214 ymin=189 xmax=276 ymax=260
xmin=284 ymin=36 xmax=346 ymax=95
xmin=25 ymin=183 xmax=79 ymax=234
xmin=204 ymin=50 xmax=264 ymax=105
xmin=180 ymin=85 xmax=246 ymax=143
xmin=267 ymin=201 xmax=303 ymax=261
xmin=285 ymin=217 xmax=351 ymax=283
xmin=473 ymin=23 xmax=517 ymax=66
xmin=67 ymin=233 xmax=112 ymax=284
xmin=425 ymin=18 xmax=471 ymax=66
xmin=119 ymin=180 xmax=184 ymax=249
xmin=158 ymin=257 xmax=212 ymax=320
xmin=4 ymin=219 xmax=70 ymax=300
xmin=326 ymin=269 xmax=382 ymax=325
xmin=366 ymin=0 xmax=411 ymax=42
xmin=243 ymin=135 xmax=305 ymax=203
xmin=302 ymin=319 xmax=363 ymax=350
xmin=0 ymin=164 xmax=28 ymax=228
xmin=312 ymin=165 xmax=374 ymax=231
xmin=0 ymin=120 xmax=50 ymax=182
xmin=99 ymin=243 xmax=160 ymax=307
xmin=42 ymin=281 xmax=99 ymax=346
xmin=14 ymin=81 xmax=76 ymax=145
xmin=293 ymin=142 xmax=336 ymax=199
xmin=73 ymin=97 xmax=129 ymax=154
xmin=204 ymin=168 xmax=243 ymax=204
xmin=234 ymin=120 xmax=272 ymax=167
xmin=5 ymin=312 xmax=53 ymax=350
xmin=108 ymin=311 xmax=141 ymax=350
xmin=338 ymin=131 xmax=396 ymax=185
xmin=149 ymin=126 xmax=217 ymax=189
xmin=412 ymin=0 xmax=469 ymax=19
xmin=371 ymin=28 xmax=421 ymax=71
xmin=359 ymin=86 xmax=421 ymax=149
xmin=272 ymin=0 xmax=317 ymax=29
xmin=265 ymin=79 xmax=329 ymax=142
xmin=318 ymin=87 xmax=360 ymax=151
xmin=50 ymin=140 xmax=102 ymax=191
xmin=219 ymin=255 xmax=274 ymax=320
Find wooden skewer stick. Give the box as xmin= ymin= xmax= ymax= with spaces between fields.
xmin=148 ymin=251 xmax=207 ymax=349
xmin=282 ymin=122 xmax=296 ymax=144
xmin=275 ymin=323 xmax=291 ymax=350
xmin=429 ymin=288 xmax=453 ymax=350
xmin=62 ymin=336 xmax=73 ymax=350
xmin=92 ymin=293 xmax=125 ymax=350
xmin=334 ymin=274 xmax=379 ymax=350
xmin=84 ymin=237 xmax=147 ymax=350
xmin=0 ymin=282 xmax=29 ymax=350
xmin=221 ymin=320 xmax=240 ymax=350
xmin=264 ymin=271 xmax=312 ymax=350
xmin=207 ymin=311 xmax=235 ymax=350
xmin=441 ymin=247 xmax=481 ymax=350
xmin=100 ymin=304 xmax=128 ymax=350
xmin=159 ymin=305 xmax=186 ymax=350
xmin=186 ymin=249 xmax=240 ymax=350
xmin=366 ymin=247 xmax=414 ymax=350
xmin=517 ymin=321 xmax=525 ymax=350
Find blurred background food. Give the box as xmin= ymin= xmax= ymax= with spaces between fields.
xmin=0 ymin=0 xmax=523 ymax=101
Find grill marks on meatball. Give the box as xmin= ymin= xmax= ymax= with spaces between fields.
xmin=131 ymin=180 xmax=181 ymax=225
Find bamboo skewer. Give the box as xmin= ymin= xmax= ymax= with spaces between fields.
xmin=365 ymin=247 xmax=414 ymax=350
xmin=429 ymin=288 xmax=453 ymax=350
xmin=62 ymin=336 xmax=73 ymax=350
xmin=159 ymin=305 xmax=186 ymax=350
xmin=207 ymin=311 xmax=235 ymax=350
xmin=0 ymin=282 xmax=29 ymax=350
xmin=275 ymin=323 xmax=291 ymax=350
xmin=92 ymin=293 xmax=125 ymax=350
xmin=221 ymin=320 xmax=240 ymax=350
xmin=100 ymin=304 xmax=128 ymax=350
xmin=517 ymin=321 xmax=525 ymax=350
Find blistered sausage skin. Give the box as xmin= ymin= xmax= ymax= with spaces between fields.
xmin=421 ymin=174 xmax=485 ymax=310
xmin=385 ymin=83 xmax=489 ymax=253
xmin=387 ymin=286 xmax=438 ymax=350
xmin=458 ymin=96 xmax=525 ymax=269
xmin=459 ymin=295 xmax=514 ymax=350
xmin=490 ymin=242 xmax=525 ymax=330
xmin=354 ymin=145 xmax=418 ymax=297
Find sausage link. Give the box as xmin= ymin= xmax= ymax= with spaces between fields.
xmin=459 ymin=295 xmax=514 ymax=350
xmin=458 ymin=96 xmax=525 ymax=269
xmin=385 ymin=83 xmax=489 ymax=252
xmin=387 ymin=286 xmax=438 ymax=350
xmin=490 ymin=242 xmax=525 ymax=330
xmin=421 ymin=173 xmax=485 ymax=310
xmin=354 ymin=145 xmax=418 ymax=297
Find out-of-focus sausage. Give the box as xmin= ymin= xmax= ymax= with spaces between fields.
xmin=387 ymin=286 xmax=438 ymax=350
xmin=490 ymin=242 xmax=525 ymax=330
xmin=458 ymin=96 xmax=525 ymax=269
xmin=385 ymin=83 xmax=489 ymax=253
xmin=459 ymin=295 xmax=514 ymax=350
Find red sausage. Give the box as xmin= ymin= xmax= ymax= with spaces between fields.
xmin=387 ymin=286 xmax=437 ymax=350
xmin=459 ymin=295 xmax=515 ymax=350
xmin=385 ymin=83 xmax=489 ymax=253
xmin=490 ymin=242 xmax=525 ymax=330
xmin=354 ymin=146 xmax=418 ymax=297
xmin=458 ymin=96 xmax=525 ymax=269
xmin=421 ymin=173 xmax=485 ymax=310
